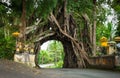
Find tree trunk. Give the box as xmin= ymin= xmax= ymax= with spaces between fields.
xmin=92 ymin=0 xmax=97 ymax=56
xmin=63 ymin=0 xmax=68 ymax=33
xmin=20 ymin=0 xmax=26 ymax=43
xmin=63 ymin=40 xmax=78 ymax=68
xmin=34 ymin=42 xmax=41 ymax=68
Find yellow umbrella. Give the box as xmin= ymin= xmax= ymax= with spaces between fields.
xmin=100 ymin=36 xmax=107 ymax=42
xmin=12 ymin=32 xmax=20 ymax=37
xmin=100 ymin=37 xmax=108 ymax=47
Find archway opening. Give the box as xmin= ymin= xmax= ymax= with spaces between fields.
xmin=38 ymin=40 xmax=64 ymax=68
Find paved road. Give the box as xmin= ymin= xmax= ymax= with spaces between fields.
xmin=39 ymin=63 xmax=55 ymax=68
xmin=38 ymin=68 xmax=120 ymax=78
xmin=0 ymin=60 xmax=120 ymax=78
xmin=1 ymin=67 xmax=120 ymax=78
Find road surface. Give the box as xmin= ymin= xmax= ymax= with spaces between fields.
xmin=0 ymin=59 xmax=120 ymax=78
xmin=38 ymin=68 xmax=120 ymax=78
xmin=1 ymin=68 xmax=120 ymax=78
xmin=39 ymin=63 xmax=54 ymax=68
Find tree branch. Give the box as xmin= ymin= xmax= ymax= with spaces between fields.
xmin=49 ymin=12 xmax=90 ymax=68
xmin=31 ymin=30 xmax=55 ymax=42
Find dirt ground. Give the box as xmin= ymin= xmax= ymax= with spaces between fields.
xmin=0 ymin=59 xmax=41 ymax=78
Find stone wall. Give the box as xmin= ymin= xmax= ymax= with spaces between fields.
xmin=89 ymin=55 xmax=115 ymax=69
xmin=115 ymin=55 xmax=120 ymax=66
xmin=14 ymin=53 xmax=35 ymax=67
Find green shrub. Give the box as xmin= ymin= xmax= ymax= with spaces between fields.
xmin=0 ymin=36 xmax=15 ymax=59
xmin=54 ymin=61 xmax=63 ymax=68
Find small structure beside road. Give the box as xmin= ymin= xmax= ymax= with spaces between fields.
xmin=90 ymin=36 xmax=120 ymax=69
xmin=14 ymin=53 xmax=35 ymax=67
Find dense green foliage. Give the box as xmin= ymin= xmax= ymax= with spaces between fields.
xmin=96 ymin=22 xmax=115 ymax=44
xmin=0 ymin=0 xmax=59 ymax=59
xmin=47 ymin=40 xmax=64 ymax=63
xmin=38 ymin=40 xmax=64 ymax=68
xmin=38 ymin=50 xmax=52 ymax=64
xmin=0 ymin=27 xmax=15 ymax=59
xmin=112 ymin=0 xmax=120 ymax=36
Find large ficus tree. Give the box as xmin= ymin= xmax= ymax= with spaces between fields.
xmin=32 ymin=0 xmax=93 ymax=68
xmin=0 ymin=0 xmax=113 ymax=68
xmin=0 ymin=0 xmax=95 ymax=68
